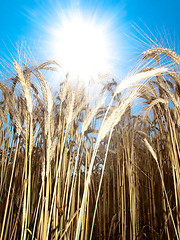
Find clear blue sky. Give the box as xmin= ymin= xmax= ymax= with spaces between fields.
xmin=0 ymin=0 xmax=180 ymax=78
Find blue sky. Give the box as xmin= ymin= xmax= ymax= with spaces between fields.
xmin=0 ymin=0 xmax=180 ymax=79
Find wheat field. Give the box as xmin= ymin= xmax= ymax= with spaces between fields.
xmin=0 ymin=47 xmax=180 ymax=239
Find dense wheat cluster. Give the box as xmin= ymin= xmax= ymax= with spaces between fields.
xmin=0 ymin=48 xmax=180 ymax=239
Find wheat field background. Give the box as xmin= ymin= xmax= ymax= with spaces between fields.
xmin=0 ymin=47 xmax=180 ymax=239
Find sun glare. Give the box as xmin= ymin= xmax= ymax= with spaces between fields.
xmin=50 ymin=15 xmax=110 ymax=81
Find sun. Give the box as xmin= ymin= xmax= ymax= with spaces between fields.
xmin=49 ymin=15 xmax=111 ymax=82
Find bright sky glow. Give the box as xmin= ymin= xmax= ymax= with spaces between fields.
xmin=49 ymin=15 xmax=111 ymax=81
xmin=0 ymin=0 xmax=180 ymax=87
